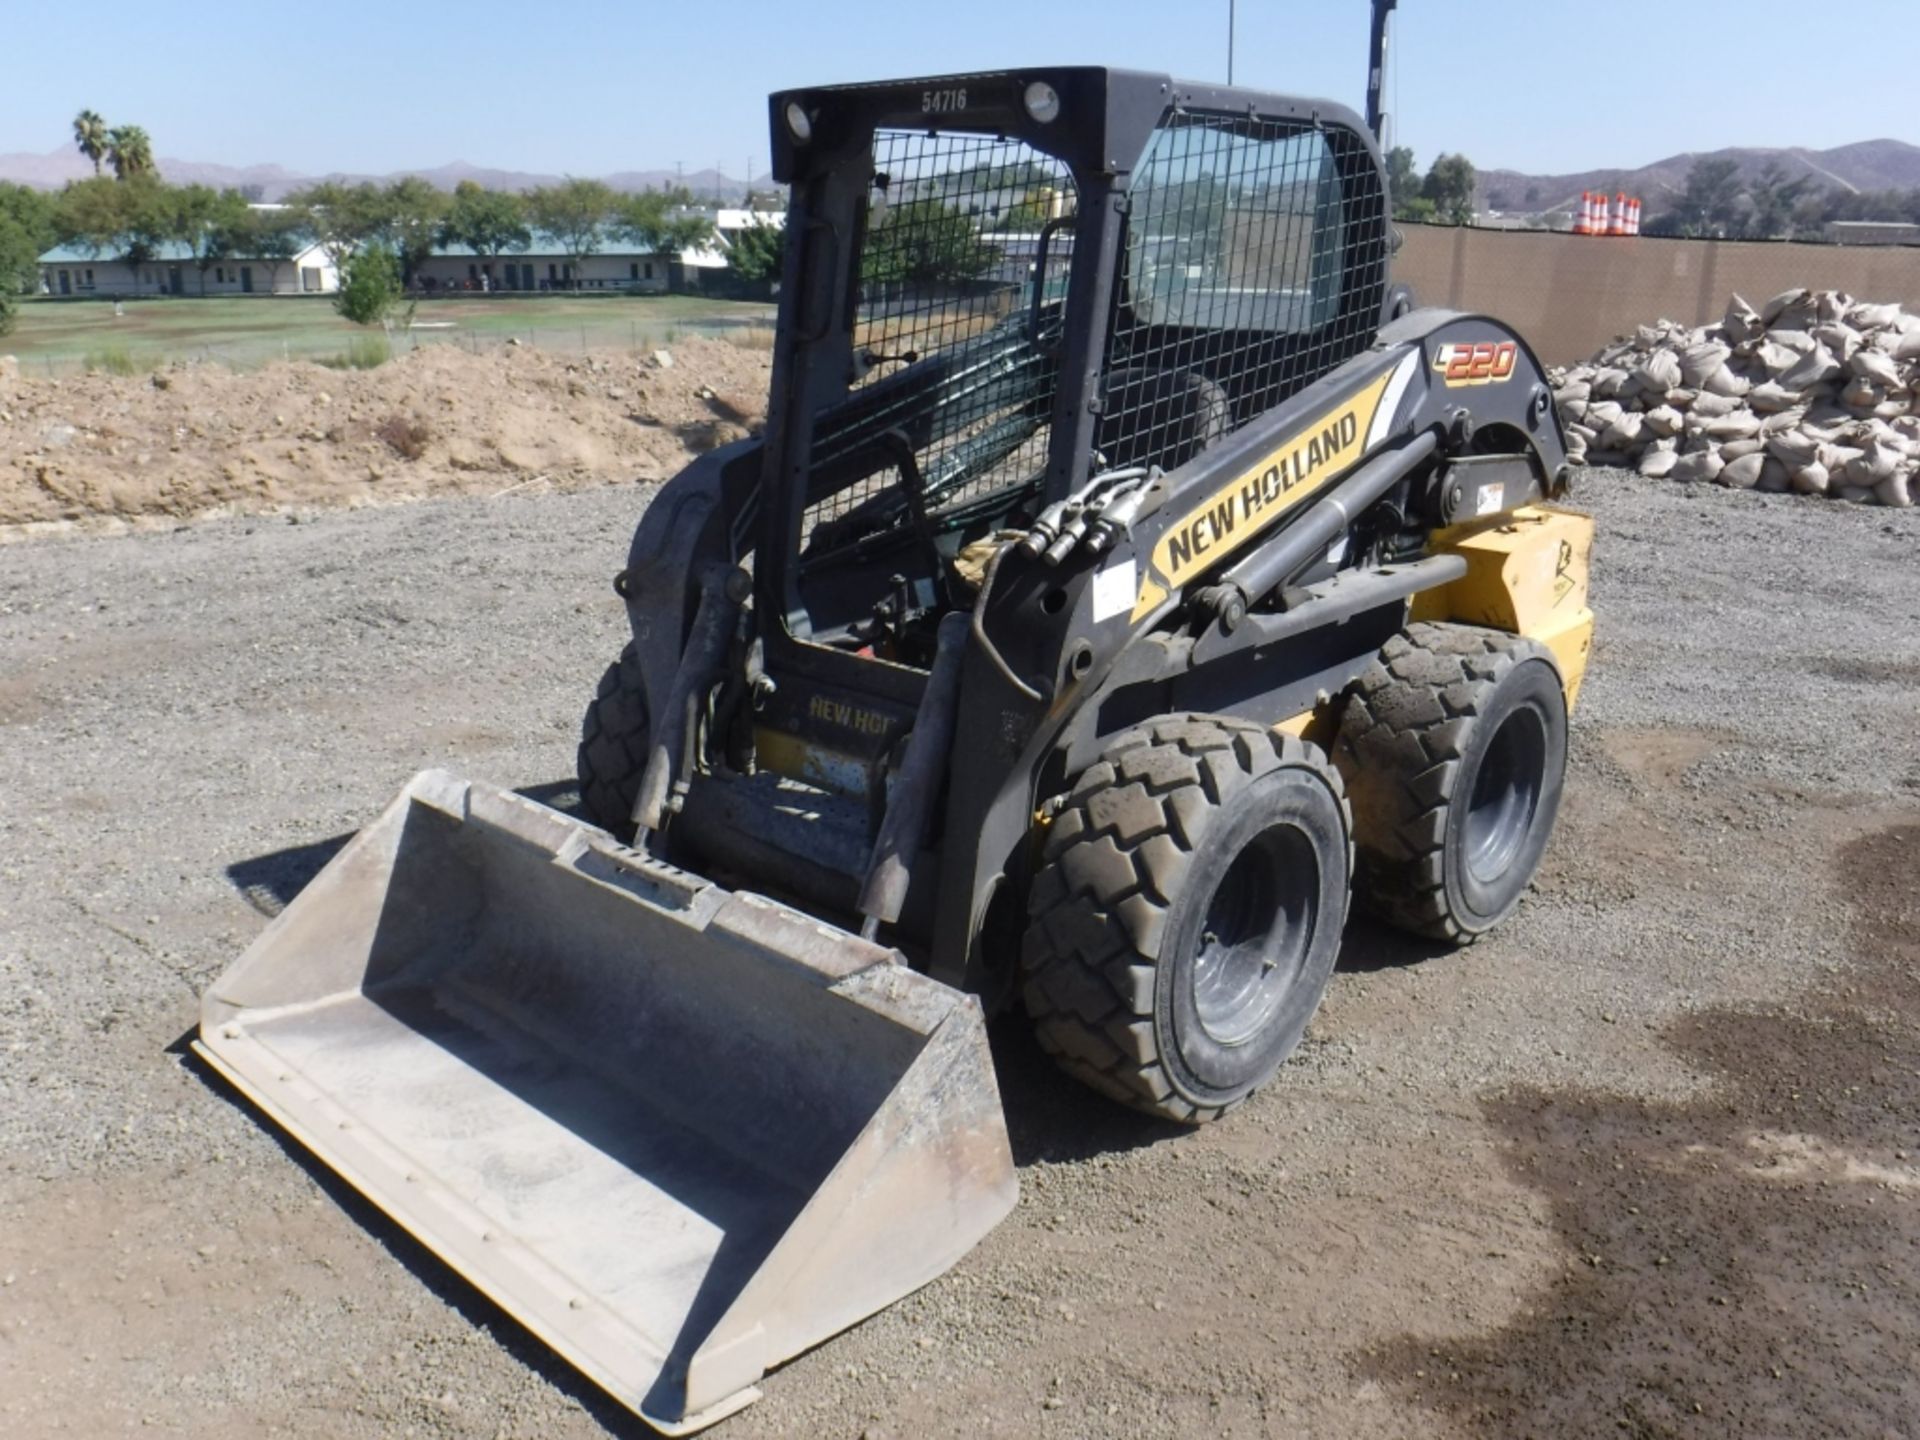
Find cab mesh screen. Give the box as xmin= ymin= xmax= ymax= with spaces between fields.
xmin=801 ymin=130 xmax=1077 ymax=551
xmin=1096 ymin=113 xmax=1388 ymax=477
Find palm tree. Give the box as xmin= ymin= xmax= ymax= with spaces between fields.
xmin=107 ymin=125 xmax=156 ymax=181
xmin=73 ymin=110 xmax=108 ymax=176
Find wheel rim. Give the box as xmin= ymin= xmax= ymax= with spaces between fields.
xmin=1190 ymin=825 xmax=1319 ymax=1047
xmin=1464 ymin=704 xmax=1548 ymax=886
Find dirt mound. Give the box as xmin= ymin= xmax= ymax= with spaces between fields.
xmin=0 ymin=336 xmax=773 ymax=536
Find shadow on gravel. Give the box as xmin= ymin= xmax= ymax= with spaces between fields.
xmin=222 ymin=779 xmax=584 ymax=916
xmin=225 ymin=833 xmax=352 ymax=916
xmin=1335 ymin=914 xmax=1459 ymax=974
xmin=991 ymin=911 xmax=1449 ymax=1167
xmin=1807 ymin=654 xmax=1920 ymax=688
xmin=1356 ymin=818 xmax=1920 ymax=1437
xmin=989 ymin=1016 xmax=1189 ymax=1167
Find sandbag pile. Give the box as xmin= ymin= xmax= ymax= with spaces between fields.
xmin=1551 ymin=290 xmax=1920 ymax=507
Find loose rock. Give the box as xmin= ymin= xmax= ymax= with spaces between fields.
xmin=1552 ymin=290 xmax=1920 ymax=506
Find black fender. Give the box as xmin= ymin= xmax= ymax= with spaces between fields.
xmin=617 ymin=438 xmax=762 ymax=739
xmin=1376 ymin=307 xmax=1569 ymax=489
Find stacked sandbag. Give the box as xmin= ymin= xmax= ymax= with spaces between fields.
xmin=1551 ymin=290 xmax=1920 ymax=507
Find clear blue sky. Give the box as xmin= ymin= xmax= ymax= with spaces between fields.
xmin=5 ymin=0 xmax=1914 ymax=180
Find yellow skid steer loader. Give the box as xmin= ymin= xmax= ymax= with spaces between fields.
xmin=198 ymin=47 xmax=1592 ymax=1434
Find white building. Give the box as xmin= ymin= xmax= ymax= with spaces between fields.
xmin=1826 ymin=221 xmax=1920 ymax=247
xmin=37 ymin=206 xmax=783 ymax=298
xmin=414 ymin=237 xmax=677 ymax=293
xmin=38 ymin=237 xmax=336 ymax=297
xmin=681 ymin=208 xmax=785 ymax=278
xmin=415 ymin=211 xmax=786 ymax=293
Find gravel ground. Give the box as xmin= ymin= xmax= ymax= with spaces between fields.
xmin=2 ymin=469 xmax=1917 ymax=1438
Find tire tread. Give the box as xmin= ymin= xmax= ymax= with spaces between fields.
xmin=576 ymin=642 xmax=651 ymax=840
xmin=1333 ymin=622 xmax=1554 ymax=943
xmin=1021 ymin=715 xmax=1351 ymax=1124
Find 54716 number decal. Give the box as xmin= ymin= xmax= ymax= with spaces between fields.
xmin=1434 ymin=340 xmax=1518 ymax=387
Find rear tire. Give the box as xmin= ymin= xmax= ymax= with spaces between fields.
xmin=1021 ymin=716 xmax=1352 ymax=1124
xmin=577 ymin=642 xmax=651 ymax=841
xmin=1333 ymin=623 xmax=1568 ymax=944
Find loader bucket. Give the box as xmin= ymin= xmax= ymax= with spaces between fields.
xmin=195 ymin=771 xmax=1017 ymax=1434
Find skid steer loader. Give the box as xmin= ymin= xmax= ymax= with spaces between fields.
xmin=197 ymin=56 xmax=1592 ymax=1435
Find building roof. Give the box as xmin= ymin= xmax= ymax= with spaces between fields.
xmin=431 ymin=214 xmax=779 ymax=260
xmin=40 ymin=240 xmax=194 ymax=264
xmin=39 ymin=238 xmax=326 ymax=265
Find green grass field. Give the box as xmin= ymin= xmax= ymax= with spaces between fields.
xmin=2 ymin=293 xmax=777 ymax=375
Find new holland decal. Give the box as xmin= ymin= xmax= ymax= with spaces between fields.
xmin=1131 ymin=369 xmax=1398 ymax=621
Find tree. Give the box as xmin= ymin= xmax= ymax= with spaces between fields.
xmin=0 ymin=182 xmax=58 ymax=280
xmin=1395 ymin=194 xmax=1439 ymax=224
xmin=379 ymin=176 xmax=449 ymax=285
xmin=334 ymin=244 xmax=401 ymax=325
xmin=1791 ymin=185 xmax=1837 ymax=238
xmin=116 ymin=178 xmax=172 ymax=281
xmin=1668 ymin=157 xmax=1743 ymax=237
xmin=1421 ymin=153 xmax=1477 ymax=225
xmin=168 ymin=184 xmax=251 ymax=293
xmin=0 ymin=182 xmax=58 ymax=333
xmin=725 ymin=217 xmax=784 ymax=282
xmin=440 ymin=180 xmax=530 ymax=259
xmin=54 ymin=176 xmax=131 ymax=258
xmin=613 ymin=186 xmax=712 ymax=257
xmin=1384 ymin=146 xmax=1418 ymax=208
xmin=107 ymin=125 xmax=156 ymax=181
xmin=1743 ymin=161 xmax=1813 ymax=240
xmin=861 ymin=197 xmax=1000 ymax=287
xmin=72 ymin=110 xmax=109 ymax=177
xmin=287 ymin=180 xmax=386 ymax=271
xmin=525 ymin=178 xmax=617 ymax=285
xmin=243 ymin=207 xmax=309 ymax=292
xmin=55 ymin=175 xmax=171 ymax=283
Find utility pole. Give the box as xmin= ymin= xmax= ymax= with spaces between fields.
xmin=1367 ymin=0 xmax=1399 ymax=146
xmin=1227 ymin=0 xmax=1235 ymax=84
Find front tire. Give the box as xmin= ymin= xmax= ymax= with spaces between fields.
xmin=1334 ymin=623 xmax=1568 ymax=943
xmin=1021 ymin=716 xmax=1352 ymax=1124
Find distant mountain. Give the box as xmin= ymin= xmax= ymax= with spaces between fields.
xmin=0 ymin=145 xmax=308 ymax=193
xmin=1476 ymin=139 xmax=1920 ymax=217
xmin=0 ymin=147 xmax=759 ymax=200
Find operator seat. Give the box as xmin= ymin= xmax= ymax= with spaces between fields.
xmin=1096 ymin=366 xmax=1231 ymax=474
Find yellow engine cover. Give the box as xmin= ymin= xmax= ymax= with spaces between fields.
xmin=1410 ymin=505 xmax=1595 ymax=708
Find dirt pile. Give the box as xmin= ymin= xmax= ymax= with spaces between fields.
xmin=1553 ymin=289 xmax=1920 ymax=506
xmin=0 ymin=337 xmax=774 ymax=534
